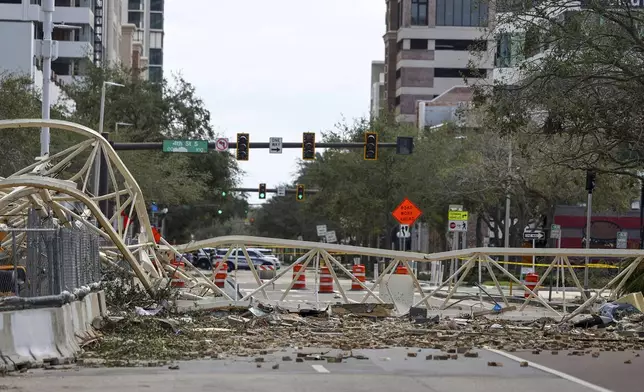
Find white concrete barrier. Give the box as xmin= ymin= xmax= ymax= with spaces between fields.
xmin=379 ymin=275 xmax=414 ymax=315
xmin=0 ymin=290 xmax=105 ymax=370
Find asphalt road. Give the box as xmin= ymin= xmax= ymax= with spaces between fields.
xmin=2 ymin=348 xmax=604 ymax=392
xmin=512 ymin=349 xmax=644 ymax=392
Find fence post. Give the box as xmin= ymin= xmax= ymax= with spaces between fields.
xmin=11 ymin=231 xmax=18 ymax=296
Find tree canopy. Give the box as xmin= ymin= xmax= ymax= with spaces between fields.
xmin=250 ymin=110 xmax=636 ymax=251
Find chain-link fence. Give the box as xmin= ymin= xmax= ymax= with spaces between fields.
xmin=0 ymin=210 xmax=101 ymax=297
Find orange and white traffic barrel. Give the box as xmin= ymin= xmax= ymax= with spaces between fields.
xmin=292 ymin=264 xmax=306 ymax=290
xmin=395 ymin=265 xmax=408 ymax=275
xmin=319 ymin=266 xmax=334 ymax=293
xmin=214 ymin=262 xmax=228 ymax=288
xmin=524 ymin=272 xmax=539 ymax=298
xmin=170 ymin=260 xmax=185 ymax=288
xmin=351 ymin=264 xmax=366 ymax=290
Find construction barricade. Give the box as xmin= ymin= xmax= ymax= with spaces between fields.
xmin=524 ymin=272 xmax=539 ymax=299
xmin=351 ymin=264 xmax=366 ymax=290
xmin=170 ymin=261 xmax=185 ymax=288
xmin=214 ymin=262 xmax=228 ymax=288
xmin=319 ymin=267 xmax=334 ymax=293
xmin=292 ymin=264 xmax=306 ymax=290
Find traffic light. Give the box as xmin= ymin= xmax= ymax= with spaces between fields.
xmin=302 ymin=132 xmax=315 ymax=160
xmin=586 ymin=170 xmax=596 ymax=193
xmin=364 ymin=132 xmax=378 ymax=160
xmin=221 ymin=191 xmax=227 ymax=197
xmin=259 ymin=183 xmax=267 ymax=199
xmin=296 ymin=184 xmax=305 ymax=201
xmin=217 ymin=209 xmax=223 ymax=215
xmin=236 ymin=133 xmax=249 ymax=161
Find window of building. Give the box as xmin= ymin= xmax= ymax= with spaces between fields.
xmin=150 ymin=31 xmax=164 ymax=48
xmin=149 ymin=48 xmax=163 ymax=66
xmin=495 ymin=33 xmax=525 ymax=67
xmin=397 ymin=40 xmax=403 ymax=52
xmin=128 ymin=11 xmax=143 ymax=28
xmin=395 ymin=69 xmax=401 ymax=79
xmin=397 ymin=0 xmax=403 ymax=29
xmin=435 ymin=39 xmax=486 ymax=51
xmin=149 ymin=67 xmax=163 ymax=84
xmin=128 ymin=0 xmax=142 ymax=10
xmin=151 ymin=0 xmax=163 ymax=12
xmin=394 ymin=95 xmax=401 ymax=106
xmin=436 ymin=0 xmax=489 ymax=27
xmin=1 ymin=0 xmax=22 ymax=4
xmin=410 ymin=39 xmax=428 ymax=50
xmin=150 ymin=13 xmax=163 ymax=30
xmin=411 ymin=0 xmax=429 ymax=26
xmin=523 ymin=26 xmax=541 ymax=58
xmin=434 ymin=68 xmax=487 ymax=78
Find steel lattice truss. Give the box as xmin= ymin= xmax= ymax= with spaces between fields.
xmin=1 ymin=119 xmax=644 ymax=320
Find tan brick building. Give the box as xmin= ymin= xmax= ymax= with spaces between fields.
xmin=383 ymin=0 xmax=496 ymax=123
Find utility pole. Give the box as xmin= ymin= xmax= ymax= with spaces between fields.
xmin=503 ymin=139 xmax=512 ymax=269
xmin=584 ymin=170 xmax=596 ymax=291
xmin=640 ymin=175 xmax=644 ymax=249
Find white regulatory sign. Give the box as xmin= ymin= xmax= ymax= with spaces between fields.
xmin=316 ymin=225 xmax=327 ymax=237
xmin=524 ymin=231 xmax=545 ymax=240
xmin=269 ymin=137 xmax=283 ymax=154
xmin=277 ymin=186 xmax=286 ymax=197
xmin=448 ymin=220 xmax=468 ymax=232
xmin=325 ymin=230 xmax=337 ymax=243
xmin=215 ymin=138 xmax=229 ymax=152
xmin=397 ymin=224 xmax=411 ymax=238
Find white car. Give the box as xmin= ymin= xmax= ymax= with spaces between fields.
xmin=248 ymin=248 xmax=281 ymax=269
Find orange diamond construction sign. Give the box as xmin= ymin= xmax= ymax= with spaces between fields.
xmin=392 ymin=197 xmax=423 ymax=226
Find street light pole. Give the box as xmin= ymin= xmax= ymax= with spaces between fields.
xmin=40 ymin=0 xmax=55 ymax=157
xmin=93 ymin=81 xmax=124 ymax=197
xmin=98 ymin=81 xmax=124 ymax=134
xmin=503 ymin=139 xmax=512 ymax=269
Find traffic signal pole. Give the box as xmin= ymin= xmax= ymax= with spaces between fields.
xmin=111 ymin=141 xmax=407 ymax=151
xmin=228 ymin=187 xmax=320 ymax=194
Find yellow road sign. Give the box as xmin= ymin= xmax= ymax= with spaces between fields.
xmin=448 ymin=211 xmax=468 ymax=221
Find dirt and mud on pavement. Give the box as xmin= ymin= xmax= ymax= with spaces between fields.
xmin=78 ymin=300 xmax=644 ymax=368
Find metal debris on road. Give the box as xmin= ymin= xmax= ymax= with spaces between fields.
xmin=77 ymin=298 xmax=644 ymax=366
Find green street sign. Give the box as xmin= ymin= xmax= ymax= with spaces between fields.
xmin=163 ymin=140 xmax=208 ymax=153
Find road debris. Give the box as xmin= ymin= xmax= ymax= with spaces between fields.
xmin=78 ymin=299 xmax=644 ymax=366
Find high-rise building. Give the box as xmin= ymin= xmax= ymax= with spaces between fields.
xmin=370 ymin=61 xmax=385 ymax=119
xmin=124 ymin=0 xmax=164 ymax=83
xmin=0 ymin=0 xmax=143 ymax=95
xmin=383 ymin=0 xmax=496 ymax=123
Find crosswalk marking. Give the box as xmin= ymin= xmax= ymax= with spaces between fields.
xmin=312 ymin=365 xmax=330 ymax=373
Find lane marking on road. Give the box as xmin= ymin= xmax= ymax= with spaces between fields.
xmin=311 ymin=365 xmax=330 ymax=373
xmin=485 ymin=348 xmax=614 ymax=392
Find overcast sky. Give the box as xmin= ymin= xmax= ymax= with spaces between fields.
xmin=164 ymin=0 xmax=385 ymax=205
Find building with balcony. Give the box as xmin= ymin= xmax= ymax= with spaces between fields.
xmin=0 ymin=0 xmax=146 ymax=110
xmin=124 ymin=0 xmax=164 ymax=83
xmin=383 ymin=0 xmax=496 ymax=123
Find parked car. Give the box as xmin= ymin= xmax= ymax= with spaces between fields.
xmin=247 ymin=248 xmax=281 ymax=269
xmin=191 ymin=248 xmax=215 ymax=270
xmin=213 ymin=248 xmax=277 ymax=271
